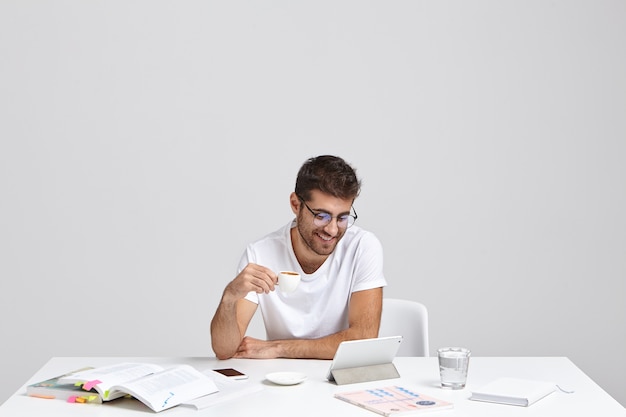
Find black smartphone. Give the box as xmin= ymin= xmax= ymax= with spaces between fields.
xmin=213 ymin=368 xmax=248 ymax=380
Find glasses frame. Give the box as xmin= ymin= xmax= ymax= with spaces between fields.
xmin=297 ymin=195 xmax=358 ymax=229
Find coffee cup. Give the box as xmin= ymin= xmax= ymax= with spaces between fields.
xmin=277 ymin=271 xmax=300 ymax=294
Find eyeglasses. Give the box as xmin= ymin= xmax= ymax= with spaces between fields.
xmin=297 ymin=195 xmax=358 ymax=228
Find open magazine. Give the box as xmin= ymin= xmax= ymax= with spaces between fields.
xmin=55 ymin=362 xmax=219 ymax=412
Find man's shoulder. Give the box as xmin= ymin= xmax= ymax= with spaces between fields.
xmin=343 ymin=225 xmax=381 ymax=246
xmin=248 ymin=220 xmax=292 ymax=247
xmin=335 ymin=226 xmax=383 ymax=259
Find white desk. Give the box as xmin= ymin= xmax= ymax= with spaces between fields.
xmin=1 ymin=356 xmax=624 ymax=416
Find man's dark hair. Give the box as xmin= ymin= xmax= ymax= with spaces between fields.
xmin=294 ymin=155 xmax=361 ymax=202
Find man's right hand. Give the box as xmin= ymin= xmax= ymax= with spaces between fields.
xmin=223 ymin=263 xmax=278 ymax=301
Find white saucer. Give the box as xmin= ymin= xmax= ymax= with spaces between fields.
xmin=265 ymin=371 xmax=307 ymax=385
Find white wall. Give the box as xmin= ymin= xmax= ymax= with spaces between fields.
xmin=1 ymin=0 xmax=624 ymax=407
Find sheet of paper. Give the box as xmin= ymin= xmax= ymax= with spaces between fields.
xmin=181 ymin=369 xmax=263 ymax=410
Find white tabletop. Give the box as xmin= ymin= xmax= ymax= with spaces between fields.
xmin=1 ymin=356 xmax=624 ymax=416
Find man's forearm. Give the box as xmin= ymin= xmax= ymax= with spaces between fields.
xmin=210 ymin=298 xmax=244 ymax=359
xmin=277 ymin=330 xmax=352 ymax=359
xmin=254 ymin=324 xmax=377 ymax=360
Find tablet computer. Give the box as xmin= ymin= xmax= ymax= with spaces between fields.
xmin=326 ymin=335 xmax=403 ymax=382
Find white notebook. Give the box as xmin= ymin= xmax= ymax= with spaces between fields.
xmin=469 ymin=377 xmax=556 ymax=407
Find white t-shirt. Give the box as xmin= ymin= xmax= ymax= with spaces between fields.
xmin=242 ymin=220 xmax=386 ymax=340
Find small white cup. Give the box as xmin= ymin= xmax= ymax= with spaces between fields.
xmin=277 ymin=271 xmax=300 ymax=294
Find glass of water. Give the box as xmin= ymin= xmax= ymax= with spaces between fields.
xmin=438 ymin=347 xmax=471 ymax=389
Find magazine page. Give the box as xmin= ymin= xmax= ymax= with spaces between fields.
xmin=57 ymin=362 xmax=166 ymax=400
xmin=110 ymin=365 xmax=219 ymax=412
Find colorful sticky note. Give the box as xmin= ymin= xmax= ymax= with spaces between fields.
xmin=67 ymin=396 xmax=77 ymax=403
xmin=82 ymin=379 xmax=102 ymax=391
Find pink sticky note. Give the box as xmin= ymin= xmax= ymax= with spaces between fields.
xmin=67 ymin=396 xmax=77 ymax=403
xmin=82 ymin=380 xmax=102 ymax=391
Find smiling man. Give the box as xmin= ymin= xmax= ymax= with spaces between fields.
xmin=210 ymin=155 xmax=386 ymax=360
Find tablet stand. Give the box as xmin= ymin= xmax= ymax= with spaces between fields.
xmin=330 ymin=363 xmax=400 ymax=385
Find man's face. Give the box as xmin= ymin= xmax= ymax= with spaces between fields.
xmin=293 ymin=190 xmax=354 ymax=257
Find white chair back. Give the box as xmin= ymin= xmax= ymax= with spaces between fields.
xmin=379 ymin=298 xmax=430 ymax=356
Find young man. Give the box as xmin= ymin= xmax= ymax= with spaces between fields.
xmin=210 ymin=155 xmax=386 ymax=360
